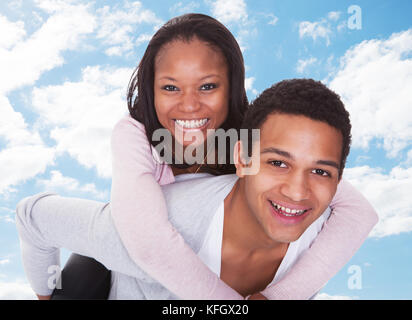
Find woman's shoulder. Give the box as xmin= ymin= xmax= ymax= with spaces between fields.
xmin=111 ymin=114 xmax=149 ymax=145
xmin=111 ymin=114 xmax=174 ymax=183
xmin=113 ymin=114 xmax=146 ymax=133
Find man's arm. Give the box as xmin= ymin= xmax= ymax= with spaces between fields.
xmin=15 ymin=193 xmax=151 ymax=297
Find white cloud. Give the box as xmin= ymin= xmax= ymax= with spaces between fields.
xmin=0 ymin=96 xmax=55 ymax=195
xmin=315 ymin=293 xmax=355 ymax=300
xmin=0 ymin=145 xmax=55 ymax=195
xmin=328 ymin=29 xmax=412 ymax=157
xmin=0 ymin=1 xmax=96 ymax=95
xmin=327 ymin=11 xmax=341 ymax=22
xmin=0 ymin=259 xmax=10 ymax=266
xmin=0 ymin=15 xmax=26 ymax=50
xmin=0 ymin=96 xmax=43 ymax=147
xmin=136 ymin=33 xmax=153 ymax=47
xmin=344 ymin=165 xmax=412 ymax=238
xmin=0 ymin=214 xmax=14 ymax=224
xmin=7 ymin=0 xmax=23 ymax=11
xmin=169 ymin=1 xmax=200 ymax=15
xmin=36 ymin=170 xmax=108 ymax=200
xmin=405 ymin=150 xmax=412 ymax=165
xmin=265 ymin=13 xmax=278 ymax=26
xmin=31 ymin=65 xmax=133 ymax=178
xmin=299 ymin=19 xmax=332 ymax=46
xmin=337 ymin=20 xmax=347 ymax=32
xmin=209 ymin=0 xmax=248 ymax=25
xmin=296 ymin=57 xmax=318 ymax=74
xmin=34 ymin=0 xmax=80 ymax=14
xmin=245 ymin=76 xmax=258 ymax=96
xmin=96 ymin=1 xmax=163 ymax=56
xmin=0 ymin=280 xmax=36 ymax=300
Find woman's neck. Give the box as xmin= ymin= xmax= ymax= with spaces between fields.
xmin=171 ymin=165 xmax=203 ymax=176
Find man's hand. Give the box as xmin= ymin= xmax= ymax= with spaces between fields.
xmin=37 ymin=294 xmax=51 ymax=300
xmin=247 ymin=293 xmax=268 ymax=300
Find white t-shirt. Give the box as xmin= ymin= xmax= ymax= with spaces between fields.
xmin=198 ymin=202 xmax=331 ymax=286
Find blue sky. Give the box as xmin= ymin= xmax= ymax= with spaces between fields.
xmin=0 ymin=0 xmax=411 ymax=299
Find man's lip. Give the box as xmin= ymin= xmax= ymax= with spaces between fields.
xmin=268 ymin=198 xmax=312 ymax=211
xmin=268 ymin=201 xmax=312 ymax=224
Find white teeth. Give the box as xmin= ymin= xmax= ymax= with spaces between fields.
xmin=175 ymin=118 xmax=208 ymax=129
xmin=270 ymin=201 xmax=307 ymax=217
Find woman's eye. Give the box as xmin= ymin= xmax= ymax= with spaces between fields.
xmin=269 ymin=160 xmax=287 ymax=168
xmin=312 ymin=168 xmax=331 ymax=177
xmin=163 ymin=85 xmax=178 ymax=91
xmin=200 ymin=83 xmax=217 ymax=90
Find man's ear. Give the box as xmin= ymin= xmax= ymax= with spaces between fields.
xmin=234 ymin=140 xmax=249 ymax=178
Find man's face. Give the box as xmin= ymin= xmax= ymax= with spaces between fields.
xmin=242 ymin=113 xmax=343 ymax=243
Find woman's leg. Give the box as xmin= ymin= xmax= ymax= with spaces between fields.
xmin=51 ymin=253 xmax=111 ymax=300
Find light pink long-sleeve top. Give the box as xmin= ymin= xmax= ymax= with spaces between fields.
xmin=110 ymin=115 xmax=379 ymax=300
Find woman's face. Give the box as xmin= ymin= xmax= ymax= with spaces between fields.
xmin=154 ymin=37 xmax=230 ymax=147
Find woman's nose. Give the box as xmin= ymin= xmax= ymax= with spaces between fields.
xmin=178 ymin=91 xmax=201 ymax=112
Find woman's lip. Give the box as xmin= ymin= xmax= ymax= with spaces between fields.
xmin=173 ymin=118 xmax=210 ymax=131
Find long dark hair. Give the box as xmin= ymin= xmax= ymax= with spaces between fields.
xmin=127 ymin=13 xmax=248 ymax=174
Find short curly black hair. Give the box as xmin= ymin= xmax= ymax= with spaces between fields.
xmin=241 ymin=79 xmax=351 ymax=178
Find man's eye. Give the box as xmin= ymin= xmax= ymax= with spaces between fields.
xmin=200 ymin=83 xmax=217 ymax=90
xmin=312 ymin=168 xmax=331 ymax=177
xmin=163 ymin=85 xmax=178 ymax=91
xmin=269 ymin=160 xmax=287 ymax=168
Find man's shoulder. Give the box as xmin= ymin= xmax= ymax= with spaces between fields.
xmin=161 ymin=174 xmax=238 ymax=252
xmin=162 ymin=174 xmax=238 ymax=208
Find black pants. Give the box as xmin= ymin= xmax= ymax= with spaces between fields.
xmin=51 ymin=253 xmax=111 ymax=300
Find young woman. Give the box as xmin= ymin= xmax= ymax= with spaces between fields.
xmin=22 ymin=13 xmax=378 ymax=300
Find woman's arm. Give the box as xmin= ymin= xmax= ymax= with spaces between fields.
xmin=110 ymin=117 xmax=243 ymax=300
xmin=260 ymin=179 xmax=379 ymax=299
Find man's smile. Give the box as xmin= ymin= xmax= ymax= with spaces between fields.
xmin=268 ymin=199 xmax=313 ymax=224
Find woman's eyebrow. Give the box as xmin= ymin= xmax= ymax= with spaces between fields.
xmin=158 ymin=76 xmax=177 ymax=81
xmin=157 ymin=74 xmax=220 ymax=81
xmin=200 ymin=74 xmax=221 ymax=80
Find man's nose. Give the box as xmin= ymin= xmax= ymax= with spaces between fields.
xmin=280 ymin=171 xmax=310 ymax=202
xmin=178 ymin=90 xmax=201 ymax=112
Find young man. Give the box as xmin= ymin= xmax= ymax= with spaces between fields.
xmin=15 ymin=79 xmax=377 ymax=299
xmin=222 ymin=78 xmax=352 ymax=296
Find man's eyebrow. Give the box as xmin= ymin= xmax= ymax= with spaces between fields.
xmin=261 ymin=147 xmax=340 ymax=170
xmin=316 ymin=160 xmax=340 ymax=170
xmin=261 ymin=147 xmax=294 ymax=159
